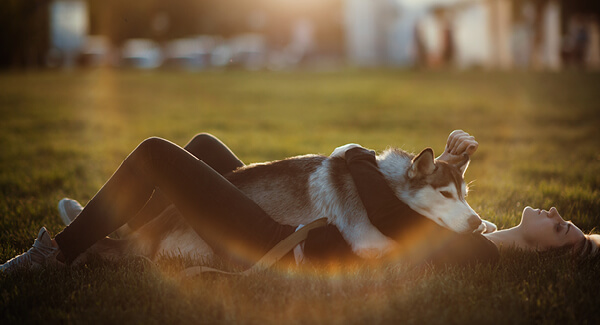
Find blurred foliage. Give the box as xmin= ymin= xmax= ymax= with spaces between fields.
xmin=2 ymin=0 xmax=600 ymax=69
xmin=87 ymin=0 xmax=344 ymax=49
xmin=0 ymin=0 xmax=344 ymax=69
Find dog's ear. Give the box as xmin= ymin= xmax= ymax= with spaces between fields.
xmin=454 ymin=153 xmax=470 ymax=176
xmin=408 ymin=148 xmax=435 ymax=179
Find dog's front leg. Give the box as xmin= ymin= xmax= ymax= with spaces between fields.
xmin=338 ymin=218 xmax=397 ymax=259
xmin=482 ymin=220 xmax=497 ymax=233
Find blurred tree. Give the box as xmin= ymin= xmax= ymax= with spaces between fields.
xmin=0 ymin=0 xmax=346 ymax=69
xmin=86 ymin=0 xmax=343 ymax=51
xmin=511 ymin=0 xmax=600 ymax=68
xmin=0 ymin=0 xmax=50 ymax=69
xmin=88 ymin=0 xmax=156 ymax=45
xmin=9 ymin=0 xmax=600 ymax=69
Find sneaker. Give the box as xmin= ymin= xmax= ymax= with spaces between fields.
xmin=58 ymin=198 xmax=83 ymax=226
xmin=0 ymin=227 xmax=62 ymax=273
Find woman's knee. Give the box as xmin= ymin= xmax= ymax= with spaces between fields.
xmin=190 ymin=133 xmax=219 ymax=145
xmin=140 ymin=136 xmax=167 ymax=149
xmin=185 ymin=133 xmax=221 ymax=152
xmin=136 ymin=137 xmax=173 ymax=159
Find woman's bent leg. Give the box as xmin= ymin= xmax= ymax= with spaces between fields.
xmin=126 ymin=133 xmax=245 ymax=231
xmin=184 ymin=133 xmax=244 ymax=175
xmin=55 ymin=141 xmax=157 ymax=262
xmin=55 ymin=137 xmax=289 ymax=265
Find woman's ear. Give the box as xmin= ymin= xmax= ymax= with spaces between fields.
xmin=408 ymin=148 xmax=435 ymax=179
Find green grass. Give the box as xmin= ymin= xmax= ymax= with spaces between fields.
xmin=1 ymin=69 xmax=599 ymax=324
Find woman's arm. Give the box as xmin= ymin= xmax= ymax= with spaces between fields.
xmin=303 ymin=146 xmax=497 ymax=266
xmin=341 ymin=129 xmax=480 ymax=228
xmin=304 ymin=132 xmax=498 ymax=266
xmin=343 ymin=146 xmax=499 ymax=266
xmin=302 ymin=147 xmax=422 ymax=264
xmin=343 ymin=147 xmax=416 ymax=227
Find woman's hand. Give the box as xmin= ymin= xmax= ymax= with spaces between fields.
xmin=437 ymin=130 xmax=479 ymax=164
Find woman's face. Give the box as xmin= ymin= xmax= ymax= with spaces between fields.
xmin=518 ymin=206 xmax=584 ymax=250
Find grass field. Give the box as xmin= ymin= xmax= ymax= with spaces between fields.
xmin=1 ymin=69 xmax=599 ymax=324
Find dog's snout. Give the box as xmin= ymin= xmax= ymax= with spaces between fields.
xmin=467 ymin=215 xmax=482 ymax=229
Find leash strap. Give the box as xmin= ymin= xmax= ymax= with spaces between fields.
xmin=181 ymin=217 xmax=328 ymax=277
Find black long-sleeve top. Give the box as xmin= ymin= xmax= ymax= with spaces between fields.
xmin=302 ymin=147 xmax=499 ymax=268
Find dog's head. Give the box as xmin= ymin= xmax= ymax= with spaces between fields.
xmin=404 ymin=148 xmax=484 ymax=234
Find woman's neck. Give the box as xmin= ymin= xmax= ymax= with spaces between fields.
xmin=483 ymin=226 xmax=531 ymax=250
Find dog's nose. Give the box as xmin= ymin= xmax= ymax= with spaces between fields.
xmin=468 ymin=215 xmax=482 ymax=230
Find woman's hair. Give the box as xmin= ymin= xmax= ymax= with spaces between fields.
xmin=573 ymin=234 xmax=600 ymax=259
xmin=539 ymin=234 xmax=600 ymax=260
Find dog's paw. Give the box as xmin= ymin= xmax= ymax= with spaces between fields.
xmin=482 ymin=220 xmax=497 ymax=234
xmin=354 ymin=237 xmax=397 ymax=259
xmin=330 ymin=143 xmax=362 ymax=159
xmin=473 ymin=222 xmax=487 ymax=234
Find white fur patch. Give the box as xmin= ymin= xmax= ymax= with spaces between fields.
xmin=158 ymin=229 xmax=213 ymax=260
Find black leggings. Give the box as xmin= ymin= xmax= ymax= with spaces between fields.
xmin=124 ymin=133 xmax=246 ymax=231
xmin=54 ymin=134 xmax=294 ymax=265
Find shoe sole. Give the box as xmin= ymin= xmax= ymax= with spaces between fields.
xmin=58 ymin=199 xmax=76 ymax=226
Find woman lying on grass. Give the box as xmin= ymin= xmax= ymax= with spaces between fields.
xmin=1 ymin=131 xmax=598 ymax=273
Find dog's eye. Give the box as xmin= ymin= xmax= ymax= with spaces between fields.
xmin=440 ymin=191 xmax=453 ymax=199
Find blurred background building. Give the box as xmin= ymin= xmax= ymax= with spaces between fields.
xmin=1 ymin=0 xmax=598 ymax=70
